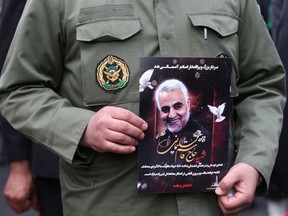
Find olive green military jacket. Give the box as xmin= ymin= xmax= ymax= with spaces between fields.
xmin=0 ymin=0 xmax=285 ymax=215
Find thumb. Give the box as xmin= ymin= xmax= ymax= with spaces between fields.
xmin=215 ymin=185 xmax=225 ymax=196
xmin=215 ymin=170 xmax=238 ymax=196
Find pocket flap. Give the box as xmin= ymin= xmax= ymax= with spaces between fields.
xmin=188 ymin=14 xmax=238 ymax=37
xmin=76 ymin=18 xmax=142 ymax=42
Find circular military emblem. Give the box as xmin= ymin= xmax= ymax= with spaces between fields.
xmin=96 ymin=55 xmax=130 ymax=93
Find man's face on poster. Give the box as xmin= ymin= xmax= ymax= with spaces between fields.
xmin=158 ymin=88 xmax=190 ymax=133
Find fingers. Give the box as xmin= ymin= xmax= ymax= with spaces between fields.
xmin=108 ymin=117 xmax=146 ymax=141
xmin=215 ymin=174 xmax=243 ymax=215
xmin=95 ymin=106 xmax=147 ymax=140
xmin=81 ymin=106 xmax=148 ymax=154
xmin=3 ymin=162 xmax=36 ymax=214
xmin=105 ymin=107 xmax=148 ymax=142
xmin=96 ymin=140 xmax=137 ymax=154
xmin=110 ymin=106 xmax=148 ymax=131
xmin=217 ymin=190 xmax=252 ymax=215
xmin=215 ymin=163 xmax=259 ymax=215
xmin=5 ymin=188 xmax=40 ymax=214
xmin=4 ymin=193 xmax=32 ymax=213
xmin=107 ymin=129 xmax=140 ymax=146
xmin=215 ymin=172 xmax=237 ymax=196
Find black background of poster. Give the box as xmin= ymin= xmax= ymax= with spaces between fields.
xmin=138 ymin=57 xmax=231 ymax=193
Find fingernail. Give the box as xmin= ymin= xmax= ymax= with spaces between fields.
xmin=130 ymin=146 xmax=136 ymax=152
xmin=215 ymin=187 xmax=222 ymax=195
xmin=142 ymin=123 xmax=148 ymax=130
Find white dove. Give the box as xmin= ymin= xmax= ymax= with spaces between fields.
xmin=139 ymin=69 xmax=154 ymax=92
xmin=207 ymin=103 xmax=226 ymax=122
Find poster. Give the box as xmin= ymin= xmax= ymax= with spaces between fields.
xmin=138 ymin=57 xmax=231 ymax=193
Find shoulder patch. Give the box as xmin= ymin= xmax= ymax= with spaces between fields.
xmin=96 ymin=55 xmax=130 ymax=93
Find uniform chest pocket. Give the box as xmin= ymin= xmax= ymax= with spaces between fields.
xmin=188 ymin=13 xmax=239 ymax=97
xmin=188 ymin=14 xmax=238 ymax=37
xmin=76 ymin=17 xmax=143 ymax=107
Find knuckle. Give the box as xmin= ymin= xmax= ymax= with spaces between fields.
xmin=125 ymin=111 xmax=133 ymax=120
xmin=122 ymin=110 xmax=136 ymax=123
xmin=120 ymin=122 xmax=130 ymax=131
xmin=116 ymin=133 xmax=126 ymax=143
xmin=92 ymin=140 xmax=105 ymax=153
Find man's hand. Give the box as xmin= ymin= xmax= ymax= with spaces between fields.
xmin=3 ymin=160 xmax=40 ymax=213
xmin=80 ymin=106 xmax=148 ymax=154
xmin=215 ymin=163 xmax=260 ymax=215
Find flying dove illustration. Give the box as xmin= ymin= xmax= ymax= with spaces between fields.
xmin=139 ymin=69 xmax=154 ymax=92
xmin=207 ymin=103 xmax=226 ymax=122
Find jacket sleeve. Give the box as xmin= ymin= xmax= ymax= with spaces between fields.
xmin=0 ymin=0 xmax=95 ymax=164
xmin=232 ymin=0 xmax=286 ymax=188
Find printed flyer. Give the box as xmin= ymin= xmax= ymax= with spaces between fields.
xmin=138 ymin=57 xmax=231 ymax=193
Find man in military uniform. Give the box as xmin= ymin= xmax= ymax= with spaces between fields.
xmin=154 ymin=79 xmax=210 ymax=165
xmin=0 ymin=0 xmax=285 ymax=215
